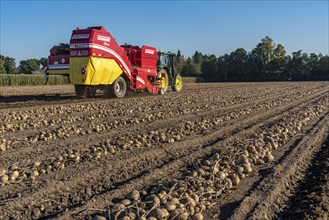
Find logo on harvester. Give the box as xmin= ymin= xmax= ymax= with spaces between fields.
xmin=97 ymin=35 xmax=111 ymax=42
xmin=145 ymin=49 xmax=155 ymax=54
xmin=72 ymin=34 xmax=90 ymax=39
xmin=70 ymin=50 xmax=89 ymax=56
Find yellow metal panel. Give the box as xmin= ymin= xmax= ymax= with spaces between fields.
xmin=48 ymin=69 xmax=69 ymax=75
xmin=69 ymin=57 xmax=89 ymax=84
xmin=70 ymin=57 xmax=123 ymax=85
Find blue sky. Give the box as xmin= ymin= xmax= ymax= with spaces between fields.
xmin=0 ymin=0 xmax=328 ymax=64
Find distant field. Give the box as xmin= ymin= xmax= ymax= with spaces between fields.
xmin=0 ymin=74 xmax=203 ymax=86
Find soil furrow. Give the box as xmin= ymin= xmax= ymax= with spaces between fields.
xmin=1 ymin=83 xmax=305 ymax=110
xmin=228 ymin=112 xmax=329 ymax=220
xmin=1 ymin=82 xmax=328 ymax=220
xmin=2 ymin=88 xmax=324 ymax=218
xmin=277 ymin=135 xmax=329 ymax=219
xmin=80 ymin=89 xmax=328 ymax=218
xmin=2 ymin=86 xmax=326 ymax=167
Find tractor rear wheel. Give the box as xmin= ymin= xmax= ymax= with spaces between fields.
xmin=172 ymin=74 xmax=183 ymax=92
xmin=158 ymin=69 xmax=169 ymax=94
xmin=110 ymin=76 xmax=127 ymax=98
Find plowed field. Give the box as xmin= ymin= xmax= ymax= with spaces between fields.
xmin=1 ymin=82 xmax=329 ymax=220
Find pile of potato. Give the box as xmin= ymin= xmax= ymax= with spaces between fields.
xmin=2 ymin=96 xmax=325 ymax=189
xmin=100 ymin=101 xmax=327 ymax=220
xmin=0 ymin=138 xmax=11 ymax=152
xmin=1 ymin=88 xmax=309 ymax=155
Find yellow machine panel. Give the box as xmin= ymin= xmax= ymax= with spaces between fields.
xmin=70 ymin=57 xmax=123 ymax=85
xmin=48 ymin=69 xmax=70 ymax=75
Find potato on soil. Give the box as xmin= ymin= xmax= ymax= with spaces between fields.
xmin=126 ymin=189 xmax=140 ymax=201
xmin=1 ymin=174 xmax=9 ymax=183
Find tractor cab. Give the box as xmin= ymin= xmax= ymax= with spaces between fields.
xmin=157 ymin=51 xmax=176 ymax=72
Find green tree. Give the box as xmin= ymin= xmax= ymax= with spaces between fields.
xmin=269 ymin=44 xmax=289 ymax=80
xmin=177 ymin=50 xmax=182 ymax=61
xmin=192 ymin=51 xmax=203 ymax=64
xmin=175 ymin=49 xmax=185 ymax=74
xmin=318 ymin=55 xmax=329 ymax=80
xmin=0 ymin=55 xmax=17 ymax=74
xmin=19 ymin=59 xmax=40 ymax=74
xmin=287 ymin=50 xmax=309 ymax=80
xmin=39 ymin=57 xmax=48 ymax=69
xmin=250 ymin=36 xmax=275 ymax=81
xmin=306 ymin=53 xmax=319 ymax=80
xmin=201 ymin=54 xmax=218 ymax=81
xmin=5 ymin=57 xmax=17 ymax=73
xmin=0 ymin=57 xmax=6 ymax=74
xmin=57 ymin=43 xmax=70 ymax=55
xmin=217 ymin=54 xmax=230 ymax=81
xmin=182 ymin=57 xmax=201 ymax=76
xmin=227 ymin=48 xmax=249 ymax=81
xmin=175 ymin=36 xmax=328 ymax=82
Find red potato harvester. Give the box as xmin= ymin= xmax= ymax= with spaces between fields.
xmin=47 ymin=26 xmax=183 ymax=98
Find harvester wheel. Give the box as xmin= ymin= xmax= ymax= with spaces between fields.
xmin=87 ymin=87 xmax=97 ymax=98
xmin=158 ymin=69 xmax=169 ymax=94
xmin=110 ymin=76 xmax=127 ymax=98
xmin=75 ymin=85 xmax=87 ymax=98
xmin=172 ymin=74 xmax=183 ymax=92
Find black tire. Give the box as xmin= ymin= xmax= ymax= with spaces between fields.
xmin=75 ymin=85 xmax=87 ymax=98
xmin=110 ymin=76 xmax=127 ymax=98
xmin=75 ymin=85 xmax=97 ymax=98
xmin=172 ymin=74 xmax=183 ymax=92
xmin=87 ymin=87 xmax=97 ymax=98
xmin=103 ymin=87 xmax=113 ymax=98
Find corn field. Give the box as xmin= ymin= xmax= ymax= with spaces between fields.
xmin=0 ymin=74 xmax=70 ymax=86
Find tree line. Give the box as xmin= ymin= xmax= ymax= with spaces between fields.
xmin=176 ymin=36 xmax=329 ymax=81
xmin=0 ymin=55 xmax=48 ymax=74
xmin=1 ymin=36 xmax=328 ymax=81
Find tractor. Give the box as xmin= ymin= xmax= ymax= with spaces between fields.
xmin=157 ymin=51 xmax=183 ymax=94
xmin=68 ymin=26 xmax=182 ymax=98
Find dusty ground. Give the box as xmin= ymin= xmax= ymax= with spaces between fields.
xmin=0 ymin=82 xmax=328 ymax=220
